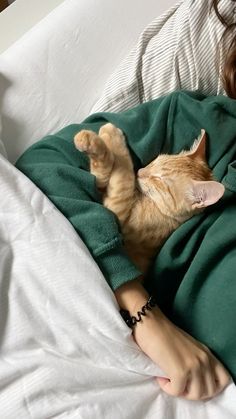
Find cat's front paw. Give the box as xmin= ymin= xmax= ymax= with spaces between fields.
xmin=99 ymin=123 xmax=127 ymax=156
xmin=74 ymin=130 xmax=97 ymax=153
xmin=99 ymin=123 xmax=124 ymax=139
xmin=74 ymin=130 xmax=108 ymax=159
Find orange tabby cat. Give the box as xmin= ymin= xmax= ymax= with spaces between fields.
xmin=74 ymin=123 xmax=224 ymax=273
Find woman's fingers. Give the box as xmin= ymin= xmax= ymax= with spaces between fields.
xmin=157 ymin=365 xmax=206 ymax=400
xmin=185 ymin=371 xmax=205 ymax=400
xmin=213 ymin=361 xmax=231 ymax=394
xmin=202 ymin=369 xmax=217 ymax=399
xmin=183 ymin=352 xmax=212 ymax=400
xmin=132 ymin=304 xmax=231 ymax=402
xmin=157 ymin=352 xmax=230 ymax=401
xmin=157 ymin=375 xmax=187 ymax=397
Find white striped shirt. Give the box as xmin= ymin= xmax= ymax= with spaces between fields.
xmin=92 ymin=0 xmax=236 ymax=113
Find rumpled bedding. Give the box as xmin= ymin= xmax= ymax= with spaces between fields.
xmin=16 ymin=89 xmax=236 ymax=383
xmin=1 ymin=137 xmax=236 ymax=418
xmin=0 ymin=0 xmax=168 ymax=164
xmin=1 ymin=0 xmax=236 ymax=417
xmin=92 ymin=0 xmax=235 ymax=114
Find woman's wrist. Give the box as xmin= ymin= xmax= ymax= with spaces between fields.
xmin=114 ymin=277 xmax=149 ymax=314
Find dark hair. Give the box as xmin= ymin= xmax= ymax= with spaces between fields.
xmin=211 ymin=0 xmax=236 ymax=98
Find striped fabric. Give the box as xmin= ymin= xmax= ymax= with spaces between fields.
xmin=92 ymin=0 xmax=236 ymax=113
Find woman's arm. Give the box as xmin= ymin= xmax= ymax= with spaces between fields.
xmin=115 ymin=279 xmax=230 ymax=401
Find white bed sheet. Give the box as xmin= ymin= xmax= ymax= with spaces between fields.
xmin=1 ymin=153 xmax=236 ymax=419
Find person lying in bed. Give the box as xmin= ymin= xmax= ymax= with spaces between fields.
xmin=16 ymin=0 xmax=236 ymax=403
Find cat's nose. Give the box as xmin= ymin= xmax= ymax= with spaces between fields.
xmin=137 ymin=168 xmax=146 ymax=178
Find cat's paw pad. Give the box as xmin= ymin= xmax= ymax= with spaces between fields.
xmin=99 ymin=123 xmax=124 ymax=140
xmin=99 ymin=123 xmax=127 ymax=156
xmin=74 ymin=130 xmax=94 ymax=152
xmin=74 ymin=130 xmax=97 ymax=153
xmin=74 ymin=130 xmax=103 ymax=156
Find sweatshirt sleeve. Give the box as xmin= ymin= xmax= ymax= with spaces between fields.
xmin=15 ymin=129 xmax=141 ymax=291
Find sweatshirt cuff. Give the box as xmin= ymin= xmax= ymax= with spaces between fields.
xmin=96 ymin=246 xmax=142 ymax=291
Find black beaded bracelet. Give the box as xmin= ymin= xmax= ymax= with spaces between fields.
xmin=120 ymin=295 xmax=157 ymax=328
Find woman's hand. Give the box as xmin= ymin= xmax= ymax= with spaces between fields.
xmin=115 ymin=280 xmax=230 ymax=400
xmin=133 ymin=304 xmax=230 ymax=400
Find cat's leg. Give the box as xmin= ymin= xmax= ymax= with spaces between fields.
xmin=74 ymin=130 xmax=114 ymax=189
xmin=98 ymin=123 xmax=136 ymax=223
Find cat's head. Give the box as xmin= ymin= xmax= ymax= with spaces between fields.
xmin=137 ymin=130 xmax=225 ymax=221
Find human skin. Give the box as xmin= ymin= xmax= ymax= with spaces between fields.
xmin=115 ymin=279 xmax=230 ymax=400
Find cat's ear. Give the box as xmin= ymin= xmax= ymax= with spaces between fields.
xmin=189 ymin=129 xmax=206 ymax=160
xmin=188 ymin=180 xmax=225 ymax=209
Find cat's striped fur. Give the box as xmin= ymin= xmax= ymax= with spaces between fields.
xmin=74 ymin=124 xmax=224 ymax=273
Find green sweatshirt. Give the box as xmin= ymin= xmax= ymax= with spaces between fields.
xmin=16 ymin=91 xmax=236 ymax=380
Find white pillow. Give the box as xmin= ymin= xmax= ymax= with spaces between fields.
xmin=0 ymin=117 xmax=8 ymax=159
xmin=93 ymin=0 xmax=234 ymax=114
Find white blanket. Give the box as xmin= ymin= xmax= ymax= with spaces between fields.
xmin=1 ymin=0 xmax=236 ymax=417
xmin=0 ymin=0 xmax=173 ymax=163
xmin=1 ymin=154 xmax=236 ymax=419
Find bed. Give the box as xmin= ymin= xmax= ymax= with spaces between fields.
xmin=0 ymin=0 xmax=236 ymax=417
